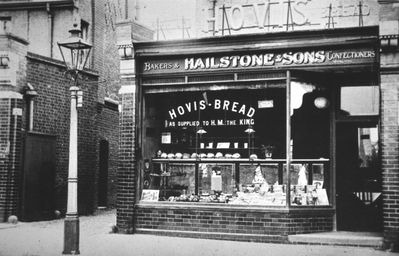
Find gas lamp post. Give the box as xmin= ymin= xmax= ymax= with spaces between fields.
xmin=58 ymin=23 xmax=92 ymax=255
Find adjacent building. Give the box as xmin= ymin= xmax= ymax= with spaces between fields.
xmin=0 ymin=0 xmax=148 ymax=222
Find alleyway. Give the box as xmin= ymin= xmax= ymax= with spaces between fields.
xmin=0 ymin=209 xmax=398 ymax=256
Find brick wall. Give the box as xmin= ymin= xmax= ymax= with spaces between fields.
xmin=26 ymin=52 xmax=99 ymax=215
xmin=0 ymin=96 xmax=23 ymax=222
xmin=91 ymin=0 xmax=106 ymax=102
xmin=288 ymin=210 xmax=334 ymax=234
xmin=379 ymin=0 xmax=399 ymax=251
xmin=0 ymin=99 xmax=8 ymax=221
xmin=78 ymin=0 xmax=121 ymax=102
xmin=0 ymin=34 xmax=27 ymax=222
xmin=98 ymin=101 xmax=119 ymax=207
xmin=134 ymin=205 xmax=333 ymax=242
xmin=102 ymin=12 xmax=121 ymax=101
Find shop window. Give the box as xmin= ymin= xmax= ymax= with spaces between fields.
xmin=340 ymin=86 xmax=379 ymax=116
xmin=287 ymin=163 xmax=329 ymax=206
xmin=290 ymin=81 xmax=331 ymax=207
xmin=235 ymin=164 xmax=286 ymax=206
xmin=199 ymin=163 xmax=235 ymax=199
xmin=142 ymin=89 xmax=291 ymax=205
xmin=291 ymin=81 xmax=330 ymax=159
xmin=141 ymin=88 xmax=330 ymax=206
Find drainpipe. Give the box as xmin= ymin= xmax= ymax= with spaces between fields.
xmin=46 ymin=3 xmax=54 ymax=58
xmin=24 ymin=83 xmax=38 ymax=131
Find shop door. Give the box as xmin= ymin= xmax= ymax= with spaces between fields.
xmin=336 ymin=123 xmax=382 ymax=232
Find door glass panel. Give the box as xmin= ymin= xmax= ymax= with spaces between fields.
xmin=358 ymin=127 xmax=379 ymax=168
xmin=356 ymin=126 xmax=381 ymax=203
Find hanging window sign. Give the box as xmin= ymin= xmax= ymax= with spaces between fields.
xmin=141 ymin=49 xmax=376 ymax=74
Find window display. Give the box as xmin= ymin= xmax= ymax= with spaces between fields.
xmin=230 ymin=164 xmax=286 ymax=205
xmin=289 ymin=164 xmax=329 ymax=206
xmin=148 ymin=163 xmax=195 ymax=200
xmin=145 ymin=160 xmax=329 ymax=206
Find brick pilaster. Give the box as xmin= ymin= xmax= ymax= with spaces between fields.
xmin=380 ymin=73 xmax=399 ymax=251
xmin=116 ymin=50 xmax=137 ymax=232
xmin=115 ymin=18 xmax=152 ymax=233
xmin=379 ymin=0 xmax=399 ymax=250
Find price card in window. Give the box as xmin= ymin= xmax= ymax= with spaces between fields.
xmin=161 ymin=132 xmax=171 ymax=144
xmin=141 ymin=189 xmax=160 ymax=201
xmin=258 ymin=100 xmax=274 ymax=108
xmin=211 ymin=175 xmax=222 ymax=191
xmin=217 ymin=142 xmax=230 ymax=149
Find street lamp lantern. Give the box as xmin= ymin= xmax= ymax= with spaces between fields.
xmin=58 ymin=23 xmax=92 ymax=78
xmin=58 ymin=22 xmax=92 ymax=255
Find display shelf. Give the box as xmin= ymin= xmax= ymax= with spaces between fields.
xmin=152 ymin=158 xmax=329 ymax=163
xmin=188 ymin=147 xmax=259 ymax=150
xmin=150 ymin=172 xmax=186 ymax=177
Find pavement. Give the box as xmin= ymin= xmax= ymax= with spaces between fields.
xmin=0 ymin=209 xmax=398 ymax=256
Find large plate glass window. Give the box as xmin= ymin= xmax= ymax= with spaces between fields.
xmin=142 ymin=88 xmax=287 ymax=204
xmin=289 ymin=81 xmax=331 ymax=206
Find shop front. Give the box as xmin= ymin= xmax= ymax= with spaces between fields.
xmin=121 ymin=26 xmax=381 ymax=242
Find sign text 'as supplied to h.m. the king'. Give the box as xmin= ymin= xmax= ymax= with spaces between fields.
xmin=142 ymin=49 xmax=376 ymax=73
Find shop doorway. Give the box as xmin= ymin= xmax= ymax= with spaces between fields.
xmin=336 ymin=123 xmax=382 ymax=232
